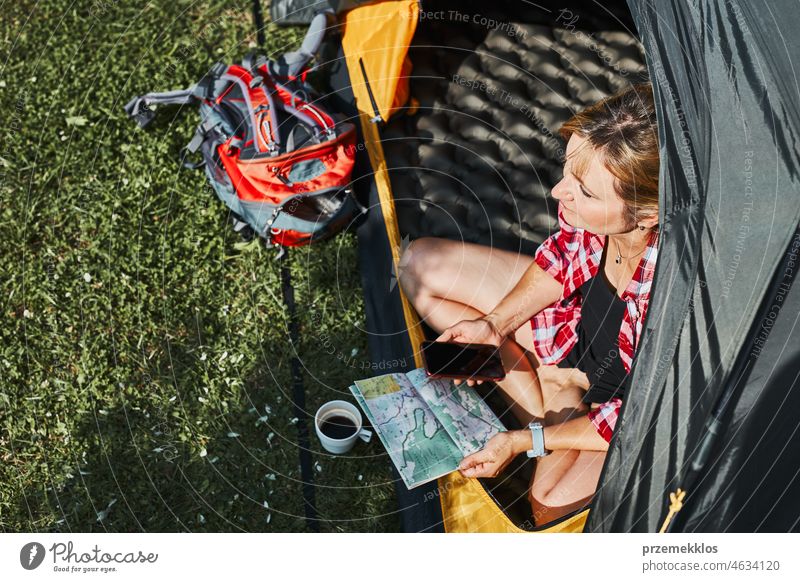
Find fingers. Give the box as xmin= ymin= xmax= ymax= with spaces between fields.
xmin=436 ymin=328 xmax=453 ymax=342
xmin=453 ymin=378 xmax=483 ymax=387
xmin=461 ymin=462 xmax=490 ymax=478
xmin=459 ymin=448 xmax=495 ymax=478
xmin=460 ymin=460 xmax=497 ymax=478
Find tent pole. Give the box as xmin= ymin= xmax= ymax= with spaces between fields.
xmin=252 ymin=0 xmax=319 ymax=531
xmin=252 ymin=0 xmax=266 ymax=47
xmin=662 ymin=224 xmax=800 ymax=532
xmin=279 ymin=248 xmax=320 ymax=531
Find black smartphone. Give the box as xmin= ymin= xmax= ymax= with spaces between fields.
xmin=421 ymin=340 xmax=506 ymax=381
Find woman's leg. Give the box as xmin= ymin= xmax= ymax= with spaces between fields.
xmin=398 ymin=237 xmax=546 ymax=425
xmin=400 ymin=237 xmax=605 ymax=525
xmin=529 ymin=450 xmax=607 ymax=525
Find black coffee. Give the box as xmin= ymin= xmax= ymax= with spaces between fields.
xmin=319 ymin=415 xmax=357 ymax=440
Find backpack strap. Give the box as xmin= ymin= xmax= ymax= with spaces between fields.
xmin=271 ymin=10 xmax=334 ymax=78
xmin=124 ymin=87 xmax=197 ymax=128
xmin=124 ymin=62 xmax=227 ymax=128
xmin=224 ymin=72 xmax=281 ymax=154
xmin=241 ymin=10 xmax=334 ymax=84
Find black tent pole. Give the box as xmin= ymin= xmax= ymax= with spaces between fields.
xmin=279 ymin=249 xmax=320 ymax=531
xmin=663 ymin=224 xmax=800 ymax=532
xmin=252 ymin=0 xmax=266 ymax=47
xmin=252 ymin=0 xmax=319 ymax=532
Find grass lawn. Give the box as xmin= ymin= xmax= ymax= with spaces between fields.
xmin=0 ymin=0 xmax=400 ymax=532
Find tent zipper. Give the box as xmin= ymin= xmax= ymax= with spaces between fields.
xmin=359 ymin=58 xmax=383 ymax=124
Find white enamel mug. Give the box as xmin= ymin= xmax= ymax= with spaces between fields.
xmin=314 ymin=400 xmax=372 ymax=454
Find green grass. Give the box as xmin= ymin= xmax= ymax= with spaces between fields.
xmin=0 ymin=0 xmax=400 ymax=532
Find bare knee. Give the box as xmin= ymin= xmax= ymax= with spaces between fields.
xmin=397 ymin=237 xmax=448 ymax=301
xmin=529 ymin=487 xmax=563 ymax=525
xmin=527 ymin=450 xmax=581 ymax=509
xmin=529 ymin=486 xmax=593 ymax=525
xmin=535 ymin=486 xmax=587 ymax=509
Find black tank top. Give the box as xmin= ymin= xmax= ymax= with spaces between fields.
xmin=557 ymin=270 xmax=631 ymax=404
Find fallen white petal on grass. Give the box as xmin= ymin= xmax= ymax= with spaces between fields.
xmin=96 ymin=498 xmax=117 ymax=522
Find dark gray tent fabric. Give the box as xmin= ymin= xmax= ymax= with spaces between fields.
xmin=587 ymin=0 xmax=800 ymax=532
xmin=679 ymin=246 xmax=800 ymax=532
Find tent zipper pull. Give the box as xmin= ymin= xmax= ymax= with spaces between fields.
xmin=358 ymin=58 xmax=383 ymax=124
xmin=658 ymin=488 xmax=686 ymax=533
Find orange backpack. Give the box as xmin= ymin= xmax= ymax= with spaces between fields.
xmin=124 ymin=12 xmax=365 ymax=255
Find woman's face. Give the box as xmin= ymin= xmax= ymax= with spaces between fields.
xmin=551 ymin=134 xmax=633 ymax=235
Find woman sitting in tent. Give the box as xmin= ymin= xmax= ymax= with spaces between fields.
xmin=398 ymin=83 xmax=659 ymax=525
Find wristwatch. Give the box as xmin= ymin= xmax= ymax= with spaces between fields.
xmin=526 ymin=421 xmax=550 ymax=458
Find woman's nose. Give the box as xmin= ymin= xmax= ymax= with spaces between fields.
xmin=551 ymin=177 xmax=573 ymax=202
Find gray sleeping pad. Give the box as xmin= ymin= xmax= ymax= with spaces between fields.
xmin=384 ymin=21 xmax=647 ymax=255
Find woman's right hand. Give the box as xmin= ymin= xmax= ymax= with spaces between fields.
xmin=435 ymin=316 xmax=506 ymax=387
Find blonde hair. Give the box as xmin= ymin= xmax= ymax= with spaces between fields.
xmin=559 ymin=83 xmax=659 ymax=230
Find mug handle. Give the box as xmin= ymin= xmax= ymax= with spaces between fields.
xmin=358 ymin=428 xmax=372 ymax=443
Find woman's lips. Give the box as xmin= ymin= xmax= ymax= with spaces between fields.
xmin=559 ymin=203 xmax=575 ymax=226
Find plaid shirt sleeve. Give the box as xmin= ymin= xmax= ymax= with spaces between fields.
xmin=533 ymin=206 xmax=578 ymax=285
xmin=587 ymin=398 xmax=622 ymax=443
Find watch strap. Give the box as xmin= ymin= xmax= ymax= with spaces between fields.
xmin=526 ymin=421 xmax=549 ymax=458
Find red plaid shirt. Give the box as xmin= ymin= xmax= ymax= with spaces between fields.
xmin=530 ymin=204 xmax=659 ymax=442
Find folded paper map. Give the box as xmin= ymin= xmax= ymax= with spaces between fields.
xmin=350 ymin=368 xmax=506 ymax=489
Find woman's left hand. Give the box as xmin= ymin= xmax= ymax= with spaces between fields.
xmin=458 ymin=432 xmax=518 ymax=478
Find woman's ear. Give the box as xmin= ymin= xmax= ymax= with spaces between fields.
xmin=638 ymin=212 xmax=659 ymax=230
